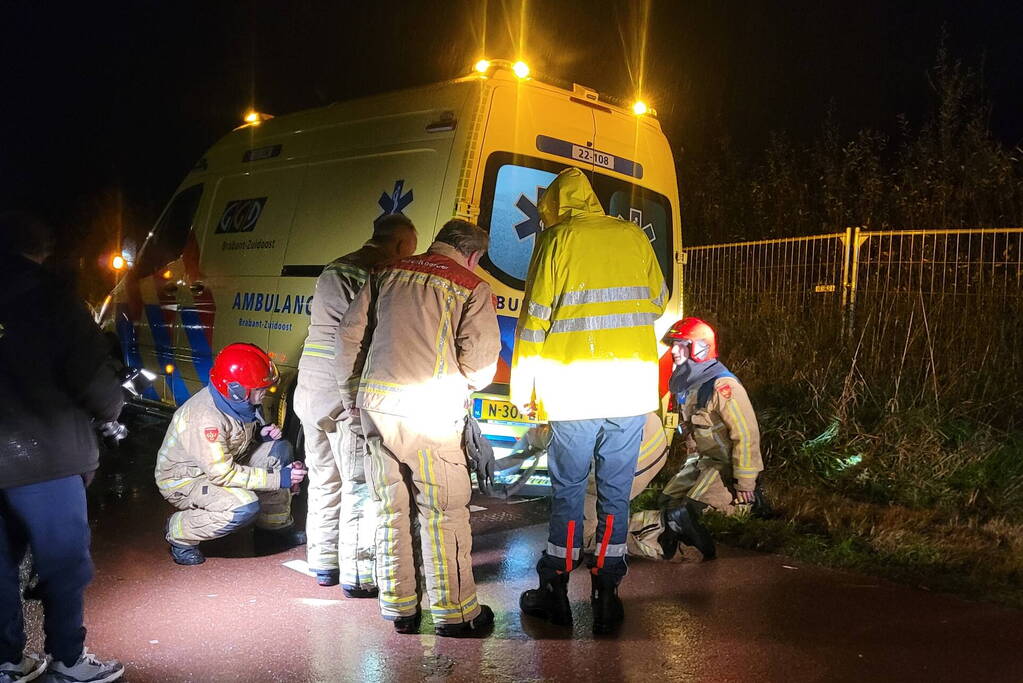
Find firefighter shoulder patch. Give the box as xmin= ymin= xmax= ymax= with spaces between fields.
xmin=204 ymin=427 xmax=220 ymax=442
xmin=717 ymin=384 xmax=733 ymax=400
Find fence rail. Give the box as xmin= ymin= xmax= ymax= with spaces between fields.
xmin=683 ymin=227 xmax=1023 ymax=320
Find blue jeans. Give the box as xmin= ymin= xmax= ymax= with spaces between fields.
xmin=538 ymin=415 xmax=644 ymax=583
xmin=0 ymin=476 xmax=92 ymax=666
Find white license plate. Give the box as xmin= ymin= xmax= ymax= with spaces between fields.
xmin=571 ymin=144 xmax=615 ymax=170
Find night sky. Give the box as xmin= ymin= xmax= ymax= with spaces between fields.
xmin=2 ymin=1 xmax=1021 ymax=240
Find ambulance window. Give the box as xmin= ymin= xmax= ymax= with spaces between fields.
xmin=136 ymin=184 xmax=203 ymax=274
xmin=478 ymin=152 xmax=673 ymax=293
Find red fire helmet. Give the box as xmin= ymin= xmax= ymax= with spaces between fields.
xmin=209 ymin=343 xmax=280 ymax=400
xmin=662 ymin=317 xmax=718 ymax=363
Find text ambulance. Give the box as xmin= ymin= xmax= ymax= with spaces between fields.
xmin=100 ymin=61 xmax=683 ymax=463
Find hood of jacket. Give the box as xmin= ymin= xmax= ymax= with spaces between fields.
xmin=537 ymin=167 xmax=605 ymax=228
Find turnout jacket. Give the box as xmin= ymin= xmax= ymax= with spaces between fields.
xmin=510 ymin=168 xmax=668 ymax=421
xmin=681 ymin=375 xmax=762 ymax=491
xmin=155 ymin=387 xmax=284 ymax=493
xmin=335 ymin=242 xmax=501 ymax=424
xmin=0 ymin=253 xmax=123 ymax=489
xmin=295 ymin=244 xmax=395 ymax=424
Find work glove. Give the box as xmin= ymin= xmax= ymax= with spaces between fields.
xmin=462 ymin=415 xmax=496 ymax=496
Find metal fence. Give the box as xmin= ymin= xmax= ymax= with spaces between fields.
xmin=683 ymin=227 xmax=1023 ymax=320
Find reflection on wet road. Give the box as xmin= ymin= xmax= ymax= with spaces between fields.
xmin=19 ymin=411 xmax=1023 ymax=682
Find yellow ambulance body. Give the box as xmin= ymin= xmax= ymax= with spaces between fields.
xmin=101 ymin=63 xmax=682 ymax=446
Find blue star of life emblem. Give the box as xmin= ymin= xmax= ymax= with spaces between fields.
xmin=378 ymin=179 xmax=414 ymax=217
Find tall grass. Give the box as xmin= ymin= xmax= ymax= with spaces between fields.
xmin=683 ymin=290 xmax=1023 ymax=603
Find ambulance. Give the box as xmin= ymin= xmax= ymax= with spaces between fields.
xmin=100 ymin=60 xmax=682 ymax=486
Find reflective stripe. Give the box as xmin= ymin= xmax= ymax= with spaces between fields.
xmin=652 ymin=283 xmax=668 ymax=309
xmin=519 ymin=327 xmax=547 ymax=343
xmin=549 ymin=312 xmax=658 ymax=335
xmin=258 ymin=510 xmax=292 ymax=528
xmin=382 ymin=270 xmax=471 ymax=301
xmin=360 ymin=380 xmax=402 ymax=395
xmin=367 ymin=443 xmax=401 ymax=608
xmin=432 ymin=594 xmax=479 ymax=616
xmin=601 ymin=542 xmax=627 ymax=558
xmin=690 ymin=469 xmax=719 ymax=499
xmin=558 ymin=286 xmax=650 ymax=307
xmin=545 ymin=542 xmax=581 ymax=560
xmin=419 ymin=448 xmax=451 ymax=605
xmin=327 ymin=263 xmax=369 ymax=285
xmin=380 ymin=594 xmax=419 ymax=607
xmin=727 ymin=400 xmax=753 ymax=470
xmin=528 ymin=301 xmax=552 ymax=320
xmin=637 ymin=427 xmax=667 ymax=466
xmin=302 ymin=342 xmax=335 ymax=360
xmin=156 ymin=477 xmax=195 ymax=491
xmin=342 ymin=570 xmax=376 ymax=586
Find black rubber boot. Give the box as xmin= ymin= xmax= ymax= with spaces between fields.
xmin=393 ymin=609 xmax=422 ymax=634
xmin=590 ymin=572 xmax=624 ymax=635
xmin=751 ymin=482 xmax=774 ymax=519
xmin=664 ymin=502 xmax=716 ymax=560
xmin=519 ymin=572 xmax=572 ymax=625
xmin=169 ymin=542 xmax=206 ymax=566
xmin=254 ymin=525 xmax=307 ymax=551
xmin=315 ymin=569 xmax=340 ymax=587
xmin=342 ymin=585 xmax=379 ymax=599
xmin=657 ymin=527 xmax=680 ymax=560
xmin=436 ymin=605 xmax=495 ymax=638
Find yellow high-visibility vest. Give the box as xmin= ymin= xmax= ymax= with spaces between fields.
xmin=511 ymin=168 xmax=667 ymax=421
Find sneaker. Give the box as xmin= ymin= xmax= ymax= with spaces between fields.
xmin=392 ymin=609 xmax=422 ymax=635
xmin=590 ymin=573 xmax=624 ymax=635
xmin=314 ymin=569 xmax=339 ymax=587
xmin=0 ymin=654 xmax=47 ymax=682
xmin=341 ymin=584 xmax=378 ymax=599
xmin=435 ymin=605 xmax=495 ymax=638
xmin=45 ymin=649 xmax=123 ymax=683
xmin=168 ymin=542 xmax=205 ymax=566
xmin=519 ymin=572 xmax=572 ymax=626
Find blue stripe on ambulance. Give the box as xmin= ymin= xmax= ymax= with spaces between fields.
xmin=115 ymin=304 xmax=159 ymax=400
xmin=179 ymin=308 xmax=214 ymax=385
xmin=144 ymin=304 xmax=190 ymax=406
xmin=497 ymin=315 xmax=517 ymax=368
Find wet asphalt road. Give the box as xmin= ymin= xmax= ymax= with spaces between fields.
xmin=18 ymin=410 xmax=1023 ymax=682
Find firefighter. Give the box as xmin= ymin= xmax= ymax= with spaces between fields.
xmin=0 ymin=212 xmax=125 ymax=682
xmin=335 ymin=219 xmax=501 ymax=637
xmin=648 ymin=317 xmax=764 ymax=561
xmin=294 ymin=214 xmax=417 ymax=595
xmin=155 ymin=343 xmax=307 ymax=565
xmin=512 ymin=167 xmax=668 ymax=635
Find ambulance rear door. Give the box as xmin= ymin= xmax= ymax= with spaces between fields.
xmin=473 ymin=76 xmax=596 ymax=387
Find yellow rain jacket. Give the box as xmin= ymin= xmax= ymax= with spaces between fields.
xmin=510 ymin=168 xmax=667 ymax=421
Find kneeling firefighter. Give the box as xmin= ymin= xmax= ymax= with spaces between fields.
xmin=155 ymin=343 xmax=307 ymax=565
xmin=638 ymin=317 xmax=765 ymax=561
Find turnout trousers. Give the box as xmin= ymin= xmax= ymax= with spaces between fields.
xmin=362 ymin=410 xmax=480 ymax=626
xmin=163 ymin=440 xmax=294 ymax=546
xmin=0 ymin=475 xmax=92 ymax=667
xmin=628 ymin=452 xmax=752 ymax=561
xmin=301 ymin=412 xmax=377 ymax=589
xmin=540 ymin=415 xmax=644 ymax=584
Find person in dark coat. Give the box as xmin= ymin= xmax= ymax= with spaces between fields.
xmin=0 ymin=212 xmax=126 ymax=683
